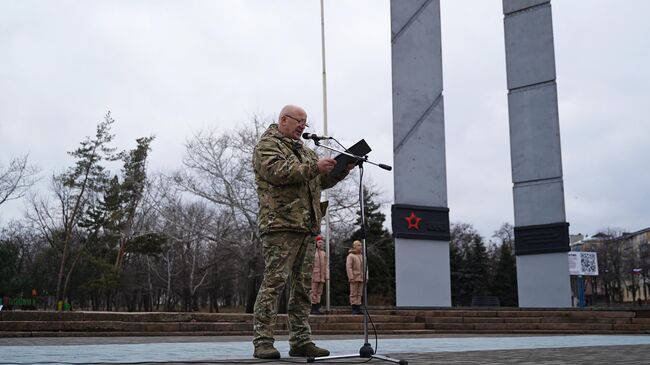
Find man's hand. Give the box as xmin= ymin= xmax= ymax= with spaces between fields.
xmin=317 ymin=158 xmax=337 ymax=174
xmin=346 ymin=162 xmax=356 ymax=171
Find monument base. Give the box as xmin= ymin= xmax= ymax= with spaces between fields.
xmin=516 ymin=252 xmax=571 ymax=307
xmin=395 ymin=238 xmax=451 ymax=307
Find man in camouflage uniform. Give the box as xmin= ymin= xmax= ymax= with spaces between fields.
xmin=252 ymin=104 xmax=351 ymax=359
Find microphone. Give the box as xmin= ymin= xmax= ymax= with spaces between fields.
xmin=302 ymin=133 xmax=333 ymax=141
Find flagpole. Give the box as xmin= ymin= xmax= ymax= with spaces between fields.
xmin=319 ymin=0 xmax=331 ymax=313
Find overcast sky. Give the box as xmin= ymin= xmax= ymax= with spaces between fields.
xmin=1 ymin=0 xmax=648 ymax=239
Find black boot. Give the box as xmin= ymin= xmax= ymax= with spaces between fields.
xmin=352 ymin=305 xmax=362 ymax=315
xmin=310 ymin=303 xmax=322 ymax=315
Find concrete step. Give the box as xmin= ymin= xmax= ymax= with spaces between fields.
xmin=0 ymin=321 xmax=253 ymax=332
xmin=309 ymin=314 xmax=417 ymax=323
xmin=0 ymin=311 xmax=251 ymax=322
xmin=422 ymin=316 xmax=635 ymax=324
xmin=311 ymin=322 xmax=426 ymax=331
xmin=2 ymin=309 xmax=650 ymax=337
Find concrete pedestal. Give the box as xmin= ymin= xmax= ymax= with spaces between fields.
xmin=395 ymin=239 xmax=451 ymax=307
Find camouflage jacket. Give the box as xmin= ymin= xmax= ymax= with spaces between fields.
xmin=253 ymin=124 xmax=347 ymax=235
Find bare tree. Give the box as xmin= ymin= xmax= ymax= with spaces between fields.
xmin=595 ymin=228 xmax=627 ymax=303
xmin=639 ymin=240 xmax=650 ymax=302
xmin=166 ymin=200 xmax=215 ymax=311
xmin=0 ymin=154 xmax=39 ymax=206
xmin=491 ymin=223 xmax=515 ymax=251
xmin=489 ymin=223 xmax=518 ymax=306
xmin=173 ymin=119 xmax=265 ymax=312
xmin=140 ymin=174 xmax=184 ymax=311
xmin=143 ymin=174 xmax=225 ymax=311
xmin=622 ymin=241 xmax=641 ymax=303
xmin=175 ymin=118 xmax=364 ymax=310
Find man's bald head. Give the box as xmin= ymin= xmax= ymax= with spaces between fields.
xmin=279 ymin=105 xmax=305 ymax=120
xmin=277 ymin=104 xmax=308 ymax=140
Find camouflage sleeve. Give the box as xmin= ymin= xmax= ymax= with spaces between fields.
xmin=320 ymin=168 xmax=349 ymax=190
xmin=254 ymin=141 xmax=319 ymax=185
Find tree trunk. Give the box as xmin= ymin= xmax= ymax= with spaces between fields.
xmin=245 ymin=257 xmax=258 ymax=313
xmin=55 ymin=241 xmax=70 ymax=309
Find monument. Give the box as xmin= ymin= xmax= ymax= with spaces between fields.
xmin=390 ymin=0 xmax=571 ymax=307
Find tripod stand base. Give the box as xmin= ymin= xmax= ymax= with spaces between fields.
xmin=360 ymin=342 xmax=374 ymax=357
xmin=307 ymin=343 xmax=408 ymax=364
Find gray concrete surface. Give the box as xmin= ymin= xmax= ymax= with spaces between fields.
xmin=503 ymin=0 xmax=571 ymax=308
xmin=391 ymin=0 xmax=451 ymax=308
xmin=395 ymin=239 xmax=451 ymax=307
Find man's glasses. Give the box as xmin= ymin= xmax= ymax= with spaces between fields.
xmin=283 ymin=114 xmax=310 ymax=128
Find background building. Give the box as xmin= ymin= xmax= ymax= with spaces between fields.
xmin=571 ymin=227 xmax=650 ymax=306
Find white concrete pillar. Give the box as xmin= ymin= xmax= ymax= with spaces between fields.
xmin=502 ymin=0 xmax=571 ymax=307
xmin=390 ymin=0 xmax=451 ymax=307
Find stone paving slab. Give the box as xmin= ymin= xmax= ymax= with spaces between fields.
xmin=407 ymin=345 xmax=650 ymax=365
xmin=7 ymin=345 xmax=642 ymax=365
xmin=2 ymin=335 xmax=650 ymax=364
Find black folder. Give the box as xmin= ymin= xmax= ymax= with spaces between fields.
xmin=329 ymin=139 xmax=372 ymax=177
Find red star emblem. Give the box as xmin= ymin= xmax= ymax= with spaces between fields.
xmin=404 ymin=212 xmax=422 ymax=230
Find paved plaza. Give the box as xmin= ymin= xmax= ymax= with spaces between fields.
xmin=1 ymin=335 xmax=650 ymax=364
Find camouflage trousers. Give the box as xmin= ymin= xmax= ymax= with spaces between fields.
xmin=253 ymin=231 xmax=315 ymax=348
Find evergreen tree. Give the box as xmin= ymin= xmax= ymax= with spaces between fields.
xmin=54 ymin=113 xmax=119 ymax=308
xmin=490 ymin=242 xmax=518 ymax=306
xmin=328 ymin=236 xmax=350 ymax=306
xmin=111 ymin=136 xmax=155 ymax=270
xmin=0 ymin=240 xmax=20 ymax=296
xmin=449 ymin=237 xmax=462 ymax=306
xmin=450 ymin=222 xmax=490 ymax=306
xmin=489 ymin=223 xmax=518 ymax=306
xmin=467 ymin=236 xmax=490 ymax=298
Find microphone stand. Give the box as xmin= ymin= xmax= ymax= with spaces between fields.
xmin=311 ymin=139 xmax=393 ymax=172
xmin=308 ymin=140 xmax=406 ymax=365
